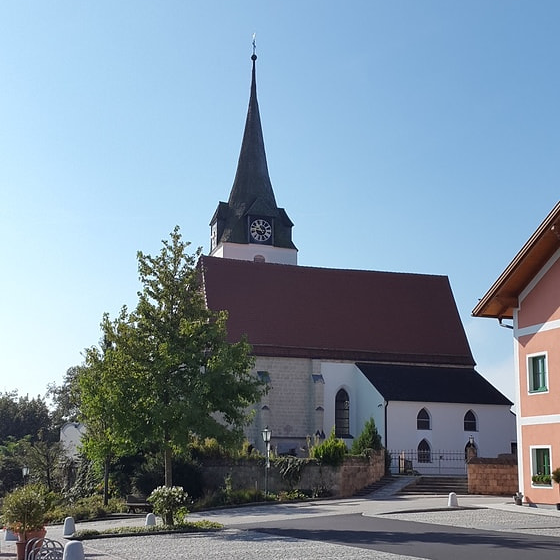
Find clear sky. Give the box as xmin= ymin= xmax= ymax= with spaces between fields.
xmin=1 ymin=1 xmax=558 ymax=404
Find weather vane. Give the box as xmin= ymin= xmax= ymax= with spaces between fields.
xmin=252 ymin=33 xmax=256 ymax=56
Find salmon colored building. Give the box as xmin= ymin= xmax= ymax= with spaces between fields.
xmin=473 ymin=201 xmax=560 ymax=504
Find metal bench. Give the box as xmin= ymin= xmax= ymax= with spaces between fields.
xmin=125 ymin=494 xmax=152 ymax=513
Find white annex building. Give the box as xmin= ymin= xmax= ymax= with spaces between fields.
xmin=202 ymin=51 xmax=516 ymax=475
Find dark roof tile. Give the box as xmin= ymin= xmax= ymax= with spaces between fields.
xmin=357 ymin=362 xmax=512 ymax=405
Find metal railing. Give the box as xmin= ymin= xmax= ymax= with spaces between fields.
xmin=388 ymin=449 xmax=467 ymax=476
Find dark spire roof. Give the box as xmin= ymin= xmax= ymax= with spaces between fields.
xmin=228 ymin=53 xmax=278 ymax=218
xmin=209 ymin=51 xmax=296 ymax=252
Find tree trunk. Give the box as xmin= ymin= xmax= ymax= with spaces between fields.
xmin=163 ymin=444 xmax=174 ymax=525
xmin=103 ymin=455 xmax=110 ymax=506
xmin=164 ymin=445 xmax=173 ymax=488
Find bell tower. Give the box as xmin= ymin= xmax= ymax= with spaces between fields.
xmin=209 ymin=48 xmax=297 ymax=265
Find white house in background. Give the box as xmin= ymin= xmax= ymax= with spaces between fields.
xmin=199 ymin=51 xmax=517 ymax=472
xmin=60 ymin=422 xmax=86 ymax=460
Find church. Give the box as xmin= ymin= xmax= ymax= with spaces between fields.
xmin=200 ymin=51 xmax=515 ymax=473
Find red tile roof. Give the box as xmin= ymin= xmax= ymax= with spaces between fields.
xmin=200 ymin=256 xmax=474 ymax=366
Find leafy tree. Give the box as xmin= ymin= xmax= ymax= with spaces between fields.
xmin=78 ymin=340 xmax=136 ymax=505
xmin=0 ymin=438 xmax=28 ymax=495
xmin=79 ymin=227 xmax=265 ymax=488
xmin=351 ymin=417 xmax=383 ymax=455
xmin=47 ymin=366 xmax=81 ymax=429
xmin=21 ymin=438 xmax=66 ymax=492
xmin=0 ymin=392 xmax=51 ymax=444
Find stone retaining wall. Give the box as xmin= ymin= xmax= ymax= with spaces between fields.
xmin=202 ymin=450 xmax=385 ymax=497
xmin=467 ymin=456 xmax=518 ymax=496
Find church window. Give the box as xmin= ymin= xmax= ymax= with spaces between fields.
xmin=416 ymin=408 xmax=431 ymax=430
xmin=464 ymin=410 xmax=477 ymax=431
xmin=335 ymin=389 xmax=350 ymax=437
xmin=418 ymin=439 xmax=431 ymax=463
xmin=257 ymin=371 xmax=270 ymax=383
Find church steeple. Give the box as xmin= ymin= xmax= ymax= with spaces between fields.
xmin=209 ymin=48 xmax=297 ymax=265
xmin=228 ymin=52 xmax=278 ymax=217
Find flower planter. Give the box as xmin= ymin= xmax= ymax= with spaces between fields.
xmin=15 ymin=528 xmax=47 ymax=560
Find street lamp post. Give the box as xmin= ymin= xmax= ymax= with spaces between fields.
xmin=261 ymin=426 xmax=271 ymax=496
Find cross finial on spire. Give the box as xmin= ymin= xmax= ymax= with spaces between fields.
xmin=252 ymin=33 xmax=257 ymax=60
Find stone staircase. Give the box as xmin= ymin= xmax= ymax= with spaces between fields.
xmin=354 ymin=475 xmax=396 ymax=497
xmin=354 ymin=475 xmax=418 ymax=498
xmin=399 ymin=475 xmax=469 ymax=495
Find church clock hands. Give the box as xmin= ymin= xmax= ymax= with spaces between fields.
xmin=250 ymin=219 xmax=272 ymax=242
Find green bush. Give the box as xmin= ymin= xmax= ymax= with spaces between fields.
xmin=1 ymin=484 xmax=48 ymax=536
xmin=148 ymin=486 xmax=190 ymax=526
xmin=44 ymin=494 xmax=125 ymax=524
xmin=351 ymin=418 xmax=382 ymax=455
xmin=310 ymin=429 xmax=346 ymax=466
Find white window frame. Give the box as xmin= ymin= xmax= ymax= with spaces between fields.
xmin=530 ymin=445 xmax=552 ymax=487
xmin=527 ymin=352 xmax=549 ymax=394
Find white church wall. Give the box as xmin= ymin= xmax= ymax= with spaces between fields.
xmin=386 ymin=401 xmax=516 ymax=457
xmin=213 ymin=242 xmax=297 ymax=265
xmin=321 ymin=362 xmax=384 ymax=448
xmin=60 ymin=422 xmax=86 ymax=460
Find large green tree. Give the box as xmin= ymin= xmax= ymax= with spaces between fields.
xmin=79 ymin=227 xmax=264 ymax=487
xmin=0 ymin=392 xmax=51 ymax=444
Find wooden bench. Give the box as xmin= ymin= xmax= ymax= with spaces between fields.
xmin=125 ymin=495 xmax=152 ymax=513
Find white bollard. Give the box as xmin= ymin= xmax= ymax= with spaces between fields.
xmin=62 ymin=541 xmax=85 ymax=560
xmin=145 ymin=512 xmax=156 ymax=527
xmin=63 ymin=516 xmax=76 ymax=538
xmin=448 ymin=492 xmax=458 ymax=507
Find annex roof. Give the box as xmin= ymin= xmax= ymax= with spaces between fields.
xmin=473 ymin=201 xmax=560 ymax=319
xmin=200 ymin=256 xmax=475 ymax=366
xmin=357 ymin=362 xmax=512 ymax=405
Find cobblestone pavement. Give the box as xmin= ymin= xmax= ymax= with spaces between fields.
xmin=2 ymin=495 xmax=560 ymax=559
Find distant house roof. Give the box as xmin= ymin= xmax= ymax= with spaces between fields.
xmin=357 ymin=363 xmax=512 ymax=405
xmin=473 ymin=201 xmax=560 ymax=319
xmin=200 ymin=256 xmax=475 ymax=366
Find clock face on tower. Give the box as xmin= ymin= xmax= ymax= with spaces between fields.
xmin=250 ymin=218 xmax=272 ymax=243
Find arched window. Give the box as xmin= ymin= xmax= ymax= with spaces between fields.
xmin=418 ymin=439 xmax=431 ymax=463
xmin=464 ymin=410 xmax=477 ymax=431
xmin=417 ymin=408 xmax=431 ymax=430
xmin=335 ymin=389 xmax=350 ymax=437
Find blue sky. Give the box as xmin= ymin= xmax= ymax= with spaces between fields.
xmin=1 ymin=1 xmax=558 ymax=404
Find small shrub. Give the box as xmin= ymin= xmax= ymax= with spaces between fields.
xmin=351 ymin=418 xmax=382 ymax=455
xmin=277 ymin=489 xmax=309 ymax=502
xmin=310 ymin=429 xmax=346 ymax=466
xmin=1 ymin=484 xmax=48 ymax=536
xmin=148 ymin=486 xmax=190 ymax=526
xmin=45 ymin=495 xmax=125 ymax=524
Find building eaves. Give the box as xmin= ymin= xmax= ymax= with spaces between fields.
xmin=473 ymin=201 xmax=560 ymax=319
